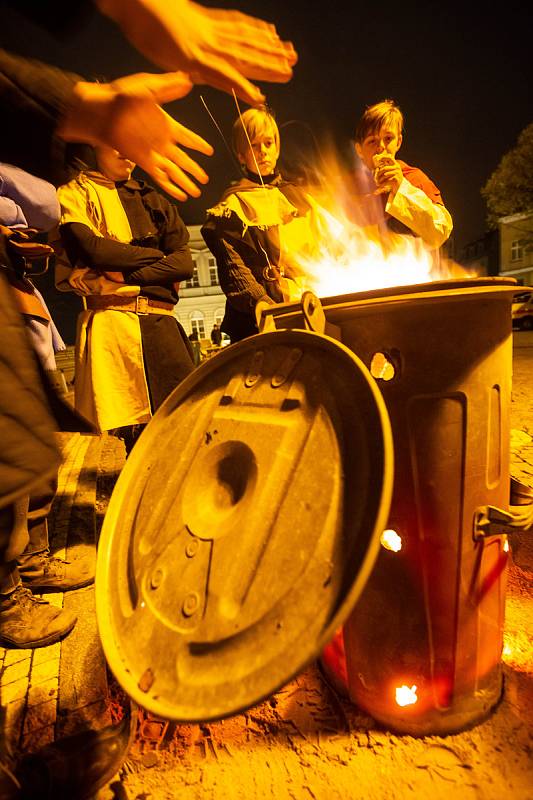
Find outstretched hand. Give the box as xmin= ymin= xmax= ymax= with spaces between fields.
xmin=97 ymin=0 xmax=297 ymax=106
xmin=59 ymin=72 xmax=214 ymax=201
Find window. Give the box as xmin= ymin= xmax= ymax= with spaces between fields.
xmin=208 ymin=257 xmax=219 ymax=286
xmin=214 ymin=308 xmax=224 ymax=325
xmin=190 ymin=311 xmax=205 ymax=338
xmin=185 ymin=259 xmax=201 ymax=288
xmin=511 ymin=240 xmax=523 ymax=262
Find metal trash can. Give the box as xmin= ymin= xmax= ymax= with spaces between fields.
xmin=262 ymin=277 xmax=520 ymax=734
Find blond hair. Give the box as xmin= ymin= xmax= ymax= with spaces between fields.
xmin=232 ymin=107 xmax=280 ymax=161
xmin=355 ymin=100 xmax=403 ymax=143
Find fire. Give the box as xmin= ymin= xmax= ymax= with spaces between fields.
xmin=283 ymin=147 xmax=472 ymax=298
xmin=395 ymin=684 xmax=418 ymax=707
xmin=294 ymin=199 xmax=434 ymax=297
xmin=381 ymin=529 xmax=402 ymax=552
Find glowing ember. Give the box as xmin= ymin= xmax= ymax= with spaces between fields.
xmin=381 ymin=529 xmax=402 ymax=552
xmin=370 ymin=353 xmax=396 ymax=381
xmin=503 ymin=538 xmax=510 ymax=553
xmin=395 ymin=684 xmax=418 ymax=707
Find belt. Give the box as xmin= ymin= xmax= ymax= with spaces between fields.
xmin=85 ymin=296 xmax=176 ymax=316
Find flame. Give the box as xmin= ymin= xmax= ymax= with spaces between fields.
xmin=381 ymin=529 xmax=402 ymax=552
xmin=282 ymin=146 xmax=473 ymax=298
xmin=395 ymin=684 xmax=418 ymax=707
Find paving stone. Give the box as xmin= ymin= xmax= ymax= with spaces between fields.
xmin=2 ymin=677 xmax=30 ymax=705
xmin=21 ymin=723 xmax=55 ymax=752
xmin=30 ymin=658 xmax=61 ymax=688
xmin=32 ymin=642 xmax=61 ymax=666
xmin=3 ymin=698 xmax=26 ymax=730
xmin=2 ymin=649 xmax=32 ymax=667
xmin=27 ymin=677 xmax=58 ymax=707
xmin=41 ymin=591 xmax=65 ymax=609
xmin=23 ymin=698 xmax=57 ymax=735
xmin=58 ymin=589 xmax=109 ymax=715
xmin=1 ymin=658 xmax=31 ymax=686
xmin=57 ymin=697 xmax=112 ymax=739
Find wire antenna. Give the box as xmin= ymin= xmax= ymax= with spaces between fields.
xmin=199 ymin=94 xmax=241 ymax=175
xmin=232 ymin=89 xmax=266 ymax=190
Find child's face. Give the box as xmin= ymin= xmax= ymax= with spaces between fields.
xmin=95 ymin=146 xmax=135 ymax=182
xmin=239 ymin=125 xmax=280 ymax=176
xmin=355 ymin=124 xmax=402 ymax=171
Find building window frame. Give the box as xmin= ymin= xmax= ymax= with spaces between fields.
xmin=208 ymin=257 xmax=219 ymax=286
xmin=185 ymin=260 xmax=201 ymax=288
xmin=511 ymin=240 xmax=524 ymax=262
xmin=190 ymin=311 xmax=205 ymax=338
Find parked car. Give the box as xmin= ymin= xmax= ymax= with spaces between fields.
xmin=512 ymin=291 xmax=533 ymax=330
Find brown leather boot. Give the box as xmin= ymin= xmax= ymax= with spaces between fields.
xmin=18 ymin=550 xmax=94 ymax=592
xmin=0 ymin=585 xmax=77 ymax=648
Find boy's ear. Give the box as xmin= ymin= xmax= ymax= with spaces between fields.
xmin=397 ymin=133 xmax=403 ymax=151
xmin=354 ymin=141 xmax=362 ymax=159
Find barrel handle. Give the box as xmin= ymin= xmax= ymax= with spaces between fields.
xmin=473 ymin=502 xmax=533 ymax=540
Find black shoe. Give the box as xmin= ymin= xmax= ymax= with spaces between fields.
xmin=0 ymin=585 xmax=77 ymax=648
xmin=15 ymin=705 xmax=136 ymax=800
xmin=19 ymin=551 xmax=94 ymax=593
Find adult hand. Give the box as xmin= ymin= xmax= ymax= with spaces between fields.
xmin=58 ymin=72 xmax=214 ymax=201
xmin=96 ymin=0 xmax=297 ymax=106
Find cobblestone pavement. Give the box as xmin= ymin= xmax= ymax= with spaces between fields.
xmin=0 ymin=433 xmax=111 ymax=760
xmin=509 ymin=332 xmax=533 ymax=571
xmin=0 ymin=333 xmax=531 ymax=798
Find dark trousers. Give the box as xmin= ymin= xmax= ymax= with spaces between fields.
xmin=0 ymin=474 xmax=56 ymax=594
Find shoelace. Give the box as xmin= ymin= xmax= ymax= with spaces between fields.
xmin=42 ymin=556 xmax=72 ymax=576
xmin=32 ymin=552 xmax=72 ymax=573
xmin=9 ymin=586 xmax=48 ymax=606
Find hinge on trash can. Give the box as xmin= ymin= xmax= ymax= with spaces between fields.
xmin=256 ymin=291 xmax=326 ymax=334
xmin=473 ymin=503 xmax=533 ymax=540
xmin=301 ymin=291 xmax=325 ymax=334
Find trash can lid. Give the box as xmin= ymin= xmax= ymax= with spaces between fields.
xmin=96 ymin=329 xmax=393 ymax=721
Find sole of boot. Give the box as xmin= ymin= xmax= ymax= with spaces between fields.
xmin=0 ymin=616 xmax=77 ymax=649
xmin=21 ymin=576 xmax=95 ymax=593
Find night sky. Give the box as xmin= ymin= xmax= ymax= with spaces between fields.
xmin=1 ymin=0 xmax=531 ymax=254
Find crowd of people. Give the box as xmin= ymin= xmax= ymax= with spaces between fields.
xmin=0 ymin=1 xmax=452 ymax=654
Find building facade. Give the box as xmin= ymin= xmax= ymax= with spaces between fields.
xmin=174 ymin=224 xmax=227 ymax=343
xmin=458 ymin=229 xmax=499 ymax=277
xmin=498 ymin=212 xmax=533 ymax=288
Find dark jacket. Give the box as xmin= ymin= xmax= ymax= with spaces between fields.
xmin=0 ymin=47 xmax=93 ymax=509
xmin=201 ymin=172 xmax=311 ymax=342
xmin=58 ymin=174 xmax=195 ymax=408
xmin=0 ymin=273 xmax=61 ymax=509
